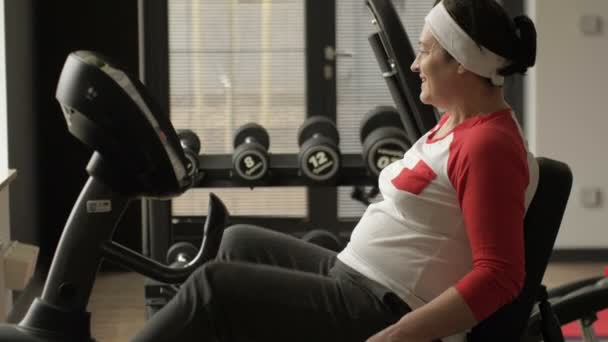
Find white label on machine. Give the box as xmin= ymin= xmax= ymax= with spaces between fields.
xmin=86 ymin=200 xmax=112 ymax=213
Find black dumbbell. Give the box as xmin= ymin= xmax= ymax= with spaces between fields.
xmin=177 ymin=129 xmax=202 ymax=187
xmin=166 ymin=241 xmax=199 ymax=268
xmin=232 ymin=123 xmax=270 ymax=181
xmin=177 ymin=129 xmax=201 ymax=154
xmin=301 ymin=229 xmax=343 ymax=252
xmin=297 ymin=116 xmax=341 ymax=182
xmin=360 ymin=106 xmax=411 ymax=177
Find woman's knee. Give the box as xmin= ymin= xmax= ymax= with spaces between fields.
xmin=186 ymin=261 xmax=251 ymax=307
xmin=185 ymin=261 xmax=229 ymax=303
xmin=217 ymin=224 xmax=268 ymax=260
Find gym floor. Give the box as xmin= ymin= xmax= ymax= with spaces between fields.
xmin=85 ymin=262 xmax=606 ymax=342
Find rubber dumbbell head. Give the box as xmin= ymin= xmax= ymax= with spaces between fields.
xmin=360 ymin=107 xmax=411 ymax=176
xmin=359 ymin=106 xmax=404 ymax=144
xmin=166 ymin=241 xmax=199 ymax=266
xmin=297 ymin=116 xmax=341 ymax=182
xmin=363 ymin=127 xmax=410 ymax=176
xmin=176 ymin=129 xmax=202 ymax=187
xmin=176 ymin=129 xmax=201 ymax=154
xmin=232 ymin=123 xmax=270 ymax=181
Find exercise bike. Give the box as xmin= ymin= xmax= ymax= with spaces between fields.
xmin=0 ymin=51 xmax=230 ymax=341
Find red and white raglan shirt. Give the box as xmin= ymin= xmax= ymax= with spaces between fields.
xmin=337 ymin=109 xmax=539 ymax=341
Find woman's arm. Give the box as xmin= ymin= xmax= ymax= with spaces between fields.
xmin=369 ymin=130 xmax=530 ymax=341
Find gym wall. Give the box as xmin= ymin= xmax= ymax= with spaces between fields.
xmin=4 ymin=0 xmax=38 ymax=251
xmin=526 ymin=0 xmax=608 ymax=250
xmin=0 ymin=0 xmax=8 ymax=246
xmin=0 ymin=0 xmax=6 ymax=173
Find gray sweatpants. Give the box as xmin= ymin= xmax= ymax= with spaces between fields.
xmin=132 ymin=224 xmax=410 ymax=342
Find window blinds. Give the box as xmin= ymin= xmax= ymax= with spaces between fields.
xmin=168 ymin=0 xmax=307 ymax=217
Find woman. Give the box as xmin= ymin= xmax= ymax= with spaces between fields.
xmin=132 ymin=1 xmax=538 ymax=341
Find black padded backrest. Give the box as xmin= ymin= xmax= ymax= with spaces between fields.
xmin=467 ymin=157 xmax=573 ymax=342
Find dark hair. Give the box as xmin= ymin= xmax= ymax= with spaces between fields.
xmin=434 ymin=0 xmax=536 ymax=76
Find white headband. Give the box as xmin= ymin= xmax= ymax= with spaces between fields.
xmin=425 ymin=1 xmax=509 ymax=86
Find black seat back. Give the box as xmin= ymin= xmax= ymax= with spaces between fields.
xmin=467 ymin=157 xmax=573 ymax=341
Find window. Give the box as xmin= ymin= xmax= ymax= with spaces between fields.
xmin=168 ymin=0 xmax=307 ymax=218
xmin=166 ymin=0 xmax=436 ymax=219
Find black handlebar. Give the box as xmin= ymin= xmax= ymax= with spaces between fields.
xmin=101 ymin=193 xmax=229 ymax=283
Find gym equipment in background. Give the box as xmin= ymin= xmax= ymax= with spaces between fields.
xmin=176 ymin=129 xmax=201 ymax=154
xmin=366 ymin=0 xmax=438 ymax=140
xmin=176 ymin=129 xmax=203 ymax=188
xmin=360 ymin=106 xmax=411 ymax=177
xmin=166 ymin=242 xmax=198 ymax=267
xmin=526 ymin=273 xmax=608 ymax=342
xmin=232 ymin=123 xmax=270 ymax=182
xmin=297 ymin=116 xmax=341 ymax=182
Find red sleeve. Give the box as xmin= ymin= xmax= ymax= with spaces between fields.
xmin=448 ymin=129 xmax=529 ymax=322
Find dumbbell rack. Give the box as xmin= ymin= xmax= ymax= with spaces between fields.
xmin=154 ymin=152 xmax=378 ymax=258
xmin=172 ymin=152 xmax=378 ymax=242
xmin=195 ymin=153 xmax=374 ymax=187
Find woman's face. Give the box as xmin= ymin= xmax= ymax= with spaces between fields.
xmin=410 ymin=24 xmax=461 ymax=108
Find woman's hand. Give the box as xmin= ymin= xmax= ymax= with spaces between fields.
xmin=366 ymin=326 xmax=396 ymax=342
xmin=366 ymin=324 xmax=427 ymax=342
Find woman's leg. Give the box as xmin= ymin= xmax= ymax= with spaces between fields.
xmin=132 ymin=260 xmax=404 ymax=342
xmin=215 ymin=224 xmax=338 ymax=274
xmin=131 ymin=225 xmax=406 ymax=341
